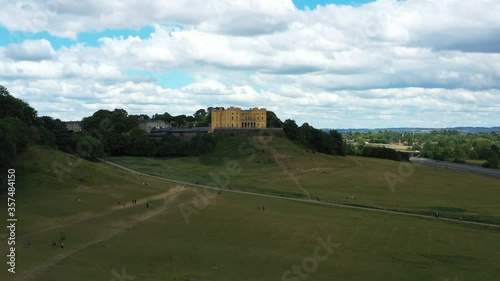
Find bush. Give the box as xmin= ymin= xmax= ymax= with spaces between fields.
xmin=361 ymin=146 xmax=410 ymax=161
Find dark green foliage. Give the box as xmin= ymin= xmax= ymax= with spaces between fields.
xmin=154 ymin=134 xmax=216 ymax=157
xmin=283 ymin=119 xmax=300 ymax=141
xmin=81 ymin=109 xmax=138 ymax=156
xmin=482 ymin=152 xmax=499 ymax=169
xmin=126 ymin=128 xmax=156 ymax=157
xmin=172 ymin=115 xmax=187 ymax=127
xmin=361 ymin=146 xmax=410 ymax=161
xmin=36 ymin=116 xmax=75 ymax=151
xmin=73 ymin=133 xmax=105 ymax=161
xmin=0 ymin=117 xmax=32 ymax=192
xmin=266 ymin=111 xmax=283 ymax=128
xmin=283 ymin=119 xmax=345 ymax=156
xmin=0 ymin=85 xmax=37 ymax=125
xmin=345 ymin=129 xmax=500 ymax=164
xmin=153 ymin=112 xmax=173 ymax=122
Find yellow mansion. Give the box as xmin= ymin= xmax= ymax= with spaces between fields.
xmin=211 ymin=107 xmax=267 ymax=131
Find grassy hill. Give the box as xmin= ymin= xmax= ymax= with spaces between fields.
xmin=1 ymin=144 xmax=500 ymax=280
xmin=110 ymin=135 xmax=500 ymax=223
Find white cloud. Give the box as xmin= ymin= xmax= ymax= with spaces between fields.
xmin=5 ymin=39 xmax=55 ymax=61
xmin=0 ymin=0 xmax=499 ymax=127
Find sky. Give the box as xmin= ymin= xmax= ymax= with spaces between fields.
xmin=0 ymin=0 xmax=499 ymax=129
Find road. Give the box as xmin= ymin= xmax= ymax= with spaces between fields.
xmin=410 ymin=157 xmax=500 ymax=179
xmin=103 ymin=160 xmax=500 ymax=229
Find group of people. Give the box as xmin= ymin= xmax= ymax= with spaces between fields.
xmin=257 ymin=206 xmax=266 ymax=213
xmin=132 ymin=199 xmax=138 ymax=205
xmin=52 ymin=240 xmax=64 ymax=249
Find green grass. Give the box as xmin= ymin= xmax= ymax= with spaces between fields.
xmin=1 ymin=144 xmax=500 ymax=280
xmin=464 ymin=159 xmax=487 ymax=167
xmin=109 ymin=136 xmax=500 ymax=223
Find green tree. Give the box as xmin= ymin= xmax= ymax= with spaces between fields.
xmin=266 ymin=111 xmax=283 ymax=128
xmin=283 ymin=119 xmax=300 ymax=141
xmin=73 ymin=133 xmax=104 ymax=161
xmin=0 ymin=85 xmax=37 ymax=125
xmin=37 ymin=116 xmax=74 ymax=151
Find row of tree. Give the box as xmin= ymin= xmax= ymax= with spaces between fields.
xmin=344 ymin=129 xmax=499 ymax=167
xmin=0 ymin=85 xmax=78 ymax=191
xmin=1 ymin=83 xmax=348 ymax=193
xmin=360 ymin=146 xmax=410 ymax=161
xmin=151 ymin=108 xmax=210 ymax=128
xmin=282 ymin=119 xmax=345 ymax=156
xmin=74 ymin=108 xmax=217 ymax=160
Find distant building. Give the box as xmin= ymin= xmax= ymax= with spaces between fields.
xmin=147 ymin=127 xmax=211 ymax=138
xmin=65 ymin=121 xmax=82 ymax=132
xmin=211 ymin=107 xmax=267 ymax=131
xmin=139 ymin=119 xmax=169 ymax=132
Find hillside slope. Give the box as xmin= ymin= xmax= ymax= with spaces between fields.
xmin=110 ymin=136 xmax=500 ymax=223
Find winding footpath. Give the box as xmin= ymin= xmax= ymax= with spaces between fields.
xmin=14 ymin=187 xmax=182 ymax=281
xmin=103 ymin=160 xmax=500 ymax=229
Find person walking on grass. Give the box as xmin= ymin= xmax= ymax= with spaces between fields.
xmin=52 ymin=240 xmax=57 ymax=248
xmin=61 ymin=242 xmax=64 ymax=249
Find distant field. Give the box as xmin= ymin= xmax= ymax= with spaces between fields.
xmin=366 ymin=143 xmax=413 ymax=151
xmin=110 ymin=136 xmax=500 ymax=223
xmin=1 ymin=145 xmax=500 ymax=280
xmin=464 ymin=159 xmax=486 ymax=167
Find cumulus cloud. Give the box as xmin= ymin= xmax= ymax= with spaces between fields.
xmin=0 ymin=0 xmax=499 ymax=127
xmin=5 ymin=39 xmax=55 ymax=61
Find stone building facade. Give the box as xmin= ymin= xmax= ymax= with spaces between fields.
xmin=139 ymin=119 xmax=169 ymax=132
xmin=65 ymin=121 xmax=82 ymax=132
xmin=211 ymin=107 xmax=266 ymax=131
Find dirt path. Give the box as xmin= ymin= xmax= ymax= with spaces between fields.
xmin=104 ymin=160 xmax=500 ymax=229
xmin=19 ymin=187 xmax=181 ymax=239
xmin=14 ymin=186 xmax=183 ymax=281
xmin=256 ymin=138 xmax=311 ymax=199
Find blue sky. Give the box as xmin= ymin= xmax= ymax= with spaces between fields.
xmin=293 ymin=0 xmax=375 ymax=9
xmin=0 ymin=0 xmax=499 ymax=128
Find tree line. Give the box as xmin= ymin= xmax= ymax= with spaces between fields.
xmin=281 ymin=119 xmax=345 ymax=156
xmin=345 ymin=129 xmax=499 ymax=168
xmin=1 ymin=84 xmax=347 ymax=193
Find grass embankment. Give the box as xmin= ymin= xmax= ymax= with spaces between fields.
xmin=110 ymin=136 xmax=500 ymax=224
xmin=1 ymin=145 xmax=499 ymax=280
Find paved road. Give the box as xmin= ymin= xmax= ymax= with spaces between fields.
xmin=103 ymin=160 xmax=500 ymax=229
xmin=410 ymin=157 xmax=500 ymax=179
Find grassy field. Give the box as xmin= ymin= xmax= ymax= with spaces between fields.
xmin=1 ymin=144 xmax=500 ymax=280
xmin=366 ymin=143 xmax=413 ymax=151
xmin=464 ymin=160 xmax=487 ymax=167
xmin=109 ymin=136 xmax=500 ymax=223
